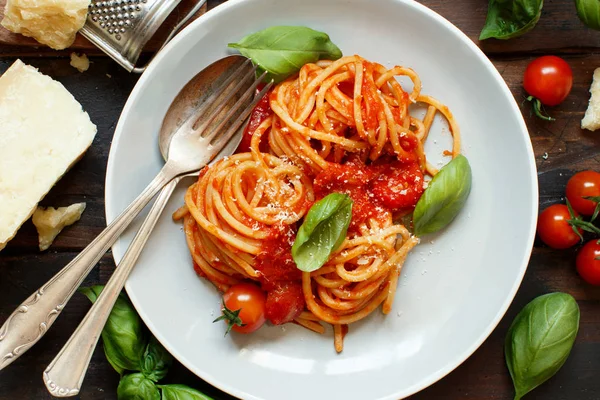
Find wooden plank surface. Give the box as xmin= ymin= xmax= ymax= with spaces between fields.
xmin=1 ymin=0 xmax=600 ymax=399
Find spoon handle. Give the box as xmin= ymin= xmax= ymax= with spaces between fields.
xmin=43 ymin=177 xmax=180 ymax=397
xmin=0 ymin=164 xmax=176 ymax=373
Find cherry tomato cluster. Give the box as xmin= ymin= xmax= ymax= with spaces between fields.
xmin=523 ymin=55 xmax=573 ymax=121
xmin=537 ymin=171 xmax=600 ymax=285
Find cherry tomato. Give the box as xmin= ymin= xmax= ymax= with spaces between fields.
xmin=216 ymin=283 xmax=266 ymax=334
xmin=537 ymin=204 xmax=582 ymax=249
xmin=523 ymin=56 xmax=573 ymax=106
xmin=566 ymin=171 xmax=600 ymax=216
xmin=576 ymin=240 xmax=600 ymax=285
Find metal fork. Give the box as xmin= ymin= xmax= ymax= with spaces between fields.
xmin=42 ymin=62 xmax=273 ymax=397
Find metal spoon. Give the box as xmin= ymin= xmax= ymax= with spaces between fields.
xmin=0 ymin=55 xmax=264 ymax=371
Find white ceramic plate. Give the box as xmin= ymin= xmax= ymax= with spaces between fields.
xmin=105 ymin=0 xmax=537 ymax=399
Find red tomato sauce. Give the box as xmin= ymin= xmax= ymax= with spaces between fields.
xmin=314 ymin=157 xmax=424 ymax=233
xmin=254 ymin=223 xmax=305 ymax=325
xmin=235 ymin=88 xmax=272 ymax=154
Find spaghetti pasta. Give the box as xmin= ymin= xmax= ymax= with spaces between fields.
xmin=174 ymin=55 xmax=460 ymax=352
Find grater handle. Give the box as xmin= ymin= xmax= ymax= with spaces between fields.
xmin=132 ymin=0 xmax=208 ymax=73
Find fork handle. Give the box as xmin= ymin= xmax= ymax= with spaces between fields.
xmin=43 ymin=177 xmax=180 ymax=397
xmin=0 ymin=163 xmax=177 ymax=373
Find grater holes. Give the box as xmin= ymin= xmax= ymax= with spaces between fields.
xmin=87 ymin=0 xmax=142 ymax=40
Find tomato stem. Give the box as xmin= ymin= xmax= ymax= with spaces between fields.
xmin=213 ymin=301 xmax=246 ymax=336
xmin=526 ymin=96 xmax=555 ymax=121
xmin=583 ymin=196 xmax=600 ymax=222
xmin=566 ymin=199 xmax=585 ymax=242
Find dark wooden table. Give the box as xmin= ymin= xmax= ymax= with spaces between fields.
xmin=1 ymin=1 xmax=600 ymax=399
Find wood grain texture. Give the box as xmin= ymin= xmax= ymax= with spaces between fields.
xmin=1 ymin=0 xmax=600 ymax=399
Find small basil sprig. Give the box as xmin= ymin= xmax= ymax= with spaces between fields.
xmin=292 ymin=193 xmax=352 ymax=272
xmin=81 ymin=285 xmax=213 ymax=399
xmin=505 ymin=293 xmax=580 ymax=400
xmin=228 ymin=26 xmax=342 ymax=82
xmin=159 ymin=384 xmax=215 ymax=400
xmin=480 ymin=0 xmax=544 ymax=40
xmin=413 ymin=155 xmax=472 ymax=236
xmin=80 ymin=286 xmax=146 ymax=374
xmin=141 ymin=337 xmax=173 ymax=382
xmin=117 ymin=373 xmax=160 ymax=400
xmin=575 ymin=0 xmax=600 ymax=30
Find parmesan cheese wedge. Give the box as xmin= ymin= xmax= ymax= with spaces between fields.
xmin=1 ymin=0 xmax=90 ymax=50
xmin=32 ymin=203 xmax=86 ymax=251
xmin=582 ymin=68 xmax=600 ymax=131
xmin=0 ymin=59 xmax=97 ymax=251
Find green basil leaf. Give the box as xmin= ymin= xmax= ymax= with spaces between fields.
xmin=79 ymin=285 xmax=147 ymax=374
xmin=292 ymin=193 xmax=352 ymax=272
xmin=479 ymin=0 xmax=543 ymax=40
xmin=505 ymin=293 xmax=580 ymax=400
xmin=413 ymin=155 xmax=472 ymax=236
xmin=575 ymin=0 xmax=600 ymax=30
xmin=159 ymin=384 xmax=214 ymax=400
xmin=117 ymin=373 xmax=160 ymax=400
xmin=228 ymin=26 xmax=342 ymax=82
xmin=141 ymin=337 xmax=173 ymax=382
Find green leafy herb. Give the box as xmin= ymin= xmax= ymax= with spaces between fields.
xmin=505 ymin=293 xmax=580 ymax=400
xmin=140 ymin=337 xmax=173 ymax=382
xmin=80 ymin=285 xmax=147 ymax=374
xmin=159 ymin=384 xmax=215 ymax=400
xmin=575 ymin=0 xmax=600 ymax=30
xmin=117 ymin=373 xmax=160 ymax=400
xmin=413 ymin=155 xmax=472 ymax=236
xmin=228 ymin=26 xmax=342 ymax=82
xmin=292 ymin=193 xmax=352 ymax=272
xmin=479 ymin=0 xmax=544 ymax=40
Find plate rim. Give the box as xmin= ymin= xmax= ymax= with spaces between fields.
xmin=105 ymin=0 xmax=538 ymax=398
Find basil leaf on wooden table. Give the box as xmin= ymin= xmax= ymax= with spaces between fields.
xmin=505 ymin=292 xmax=580 ymax=400
xmin=575 ymin=0 xmax=600 ymax=30
xmin=228 ymin=26 xmax=342 ymax=82
xmin=479 ymin=0 xmax=544 ymax=40
xmin=159 ymin=384 xmax=215 ymax=400
xmin=141 ymin=337 xmax=173 ymax=382
xmin=292 ymin=193 xmax=353 ymax=272
xmin=413 ymin=155 xmax=472 ymax=236
xmin=80 ymin=285 xmax=147 ymax=374
xmin=117 ymin=372 xmax=160 ymax=400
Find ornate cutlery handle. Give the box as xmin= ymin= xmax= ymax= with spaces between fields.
xmin=43 ymin=177 xmax=179 ymax=397
xmin=0 ymin=165 xmax=176 ymax=372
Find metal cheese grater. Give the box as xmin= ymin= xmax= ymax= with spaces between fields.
xmin=80 ymin=0 xmax=207 ymax=72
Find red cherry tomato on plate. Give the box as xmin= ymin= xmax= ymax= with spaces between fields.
xmin=523 ymin=56 xmax=573 ymax=106
xmin=537 ymin=204 xmax=582 ymax=249
xmin=215 ymin=283 xmax=266 ymax=334
xmin=576 ymin=240 xmax=600 ymax=285
xmin=566 ymin=171 xmax=600 ymax=216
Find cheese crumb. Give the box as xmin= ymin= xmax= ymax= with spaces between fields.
xmin=70 ymin=53 xmax=89 ymax=73
xmin=32 ymin=203 xmax=86 ymax=251
xmin=1 ymin=0 xmax=90 ymax=50
xmin=582 ymin=68 xmax=600 ymax=131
